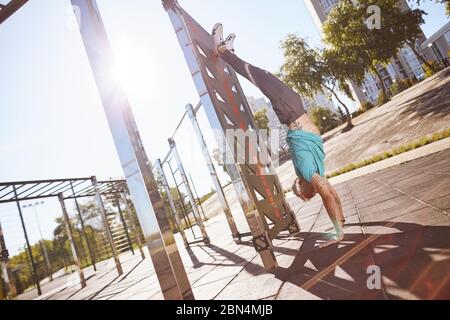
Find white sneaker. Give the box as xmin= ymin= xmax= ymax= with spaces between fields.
xmin=224 ymin=33 xmax=236 ymax=53
xmin=212 ymin=23 xmax=224 ymax=45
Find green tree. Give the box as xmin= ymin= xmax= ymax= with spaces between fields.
xmin=280 ymin=35 xmax=354 ymax=130
xmin=254 ymin=109 xmax=270 ymax=132
xmin=336 ymin=106 xmax=347 ymax=124
xmin=309 ymin=106 xmax=341 ymax=134
xmin=390 ymin=7 xmax=437 ymax=72
xmin=323 ymin=0 xmax=407 ymax=102
xmin=411 ymin=0 xmax=450 ymax=16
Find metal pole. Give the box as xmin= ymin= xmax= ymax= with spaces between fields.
xmin=115 ymin=194 xmax=134 ymax=255
xmin=185 ymin=103 xmax=240 ymax=242
xmin=38 ymin=240 xmax=52 ymax=282
xmin=58 ymin=194 xmax=86 ymax=288
xmin=71 ymin=182 xmax=97 ymax=271
xmin=155 ymin=159 xmax=189 ymax=247
xmin=428 ymin=43 xmax=447 ymax=68
xmin=91 ymin=177 xmax=123 ymax=276
xmin=188 ymin=172 xmax=207 ymax=221
xmin=13 ymin=186 xmax=41 ymax=295
xmin=30 ymin=205 xmax=53 ymax=282
xmin=0 ymin=222 xmax=17 ymax=299
xmin=72 ymin=0 xmax=193 ymax=299
xmin=169 ymin=138 xmax=210 ymax=245
xmin=56 ymin=235 xmax=69 ymax=271
xmin=121 ymin=193 xmax=145 ymax=260
xmin=167 ymin=161 xmax=196 ymax=238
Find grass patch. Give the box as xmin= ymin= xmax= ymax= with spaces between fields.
xmin=326 ymin=128 xmax=450 ymax=179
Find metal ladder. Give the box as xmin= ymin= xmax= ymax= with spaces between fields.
xmin=166 ymin=157 xmax=203 ymax=242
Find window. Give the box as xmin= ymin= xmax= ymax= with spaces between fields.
xmin=320 ymin=0 xmax=339 ymax=15
xmin=444 ymin=31 xmax=450 ymax=46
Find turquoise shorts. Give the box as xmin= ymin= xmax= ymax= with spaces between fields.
xmin=287 ymin=130 xmax=326 ymax=183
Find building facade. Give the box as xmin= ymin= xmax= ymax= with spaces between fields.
xmin=420 ymin=21 xmax=450 ymax=69
xmin=301 ymin=91 xmax=337 ymax=112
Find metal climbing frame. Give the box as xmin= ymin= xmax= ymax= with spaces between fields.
xmin=155 ymin=159 xmax=189 ymax=247
xmin=163 ymin=0 xmax=300 ymax=271
xmin=157 ymin=138 xmax=210 ymax=246
xmin=0 ymin=177 xmax=130 ymax=294
xmin=121 ymin=192 xmax=146 ymax=260
xmin=186 ymin=102 xmax=252 ymax=243
xmin=71 ymin=0 xmax=193 ymax=300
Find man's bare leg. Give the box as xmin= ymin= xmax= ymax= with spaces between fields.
xmin=312 ymin=174 xmax=344 ymax=248
xmin=326 ymin=179 xmax=345 ymax=227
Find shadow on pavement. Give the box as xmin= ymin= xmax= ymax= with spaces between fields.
xmin=272 ymin=221 xmax=450 ymax=300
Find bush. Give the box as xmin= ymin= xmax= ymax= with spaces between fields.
xmin=360 ymin=101 xmax=375 ymax=112
xmin=376 ymin=91 xmax=390 ymax=106
xmin=309 ymin=106 xmax=341 ymax=134
xmin=423 ymin=61 xmax=441 ymax=78
xmin=390 ymin=78 xmax=414 ymax=96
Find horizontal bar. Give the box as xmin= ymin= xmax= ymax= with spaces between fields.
xmin=193 ymin=100 xmax=202 ymax=114
xmin=0 ymin=0 xmax=30 ymax=24
xmin=0 ymin=177 xmax=91 ymax=187
xmin=161 ymin=150 xmax=173 ymax=165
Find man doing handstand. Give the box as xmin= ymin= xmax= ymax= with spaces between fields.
xmin=212 ymin=24 xmax=345 ymax=247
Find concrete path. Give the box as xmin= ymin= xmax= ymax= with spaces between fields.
xmin=28 ymin=149 xmax=450 ymax=300
xmin=323 ymin=68 xmax=450 ymax=172
xmin=328 ymin=136 xmax=450 ymax=185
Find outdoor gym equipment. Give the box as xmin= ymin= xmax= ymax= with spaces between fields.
xmin=70 ymin=0 xmax=194 ymax=300
xmin=0 ymin=177 xmax=137 ymax=296
xmin=186 ymin=102 xmax=251 ymax=243
xmin=156 ymin=138 xmax=210 ymax=247
xmin=163 ymin=0 xmax=300 ymax=271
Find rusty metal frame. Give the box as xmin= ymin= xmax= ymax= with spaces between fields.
xmin=163 ymin=0 xmax=300 ymax=270
xmin=0 ymin=0 xmax=29 ymax=24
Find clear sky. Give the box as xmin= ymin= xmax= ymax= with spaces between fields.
xmin=0 ymin=0 xmax=448 ymax=255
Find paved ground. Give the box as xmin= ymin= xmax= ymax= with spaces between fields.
xmin=328 ymin=136 xmax=450 ymax=185
xmin=323 ymin=68 xmax=450 ymax=172
xmin=17 ymin=269 xmax=74 ymax=300
xmin=26 ymin=149 xmax=450 ymax=300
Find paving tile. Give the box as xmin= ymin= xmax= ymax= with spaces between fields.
xmin=277 ymin=242 xmax=383 ymax=300
xmin=214 ymin=274 xmax=283 ymax=300
xmin=193 ymin=275 xmax=236 ymax=300
xmin=275 ymin=282 xmax=321 ymax=300
xmin=368 ymin=228 xmax=450 ymax=282
xmin=380 ymin=251 xmax=450 ymax=300
xmin=354 ymin=191 xmax=404 ymax=209
xmin=361 ymin=207 xmax=450 ymax=235
xmin=358 ymin=195 xmax=428 ymax=223
xmin=427 ymin=194 xmax=450 ymax=210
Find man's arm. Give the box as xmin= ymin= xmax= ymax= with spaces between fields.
xmin=311 ymin=174 xmax=343 ymax=233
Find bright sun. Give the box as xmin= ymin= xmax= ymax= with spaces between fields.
xmin=112 ymin=42 xmax=152 ymax=95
